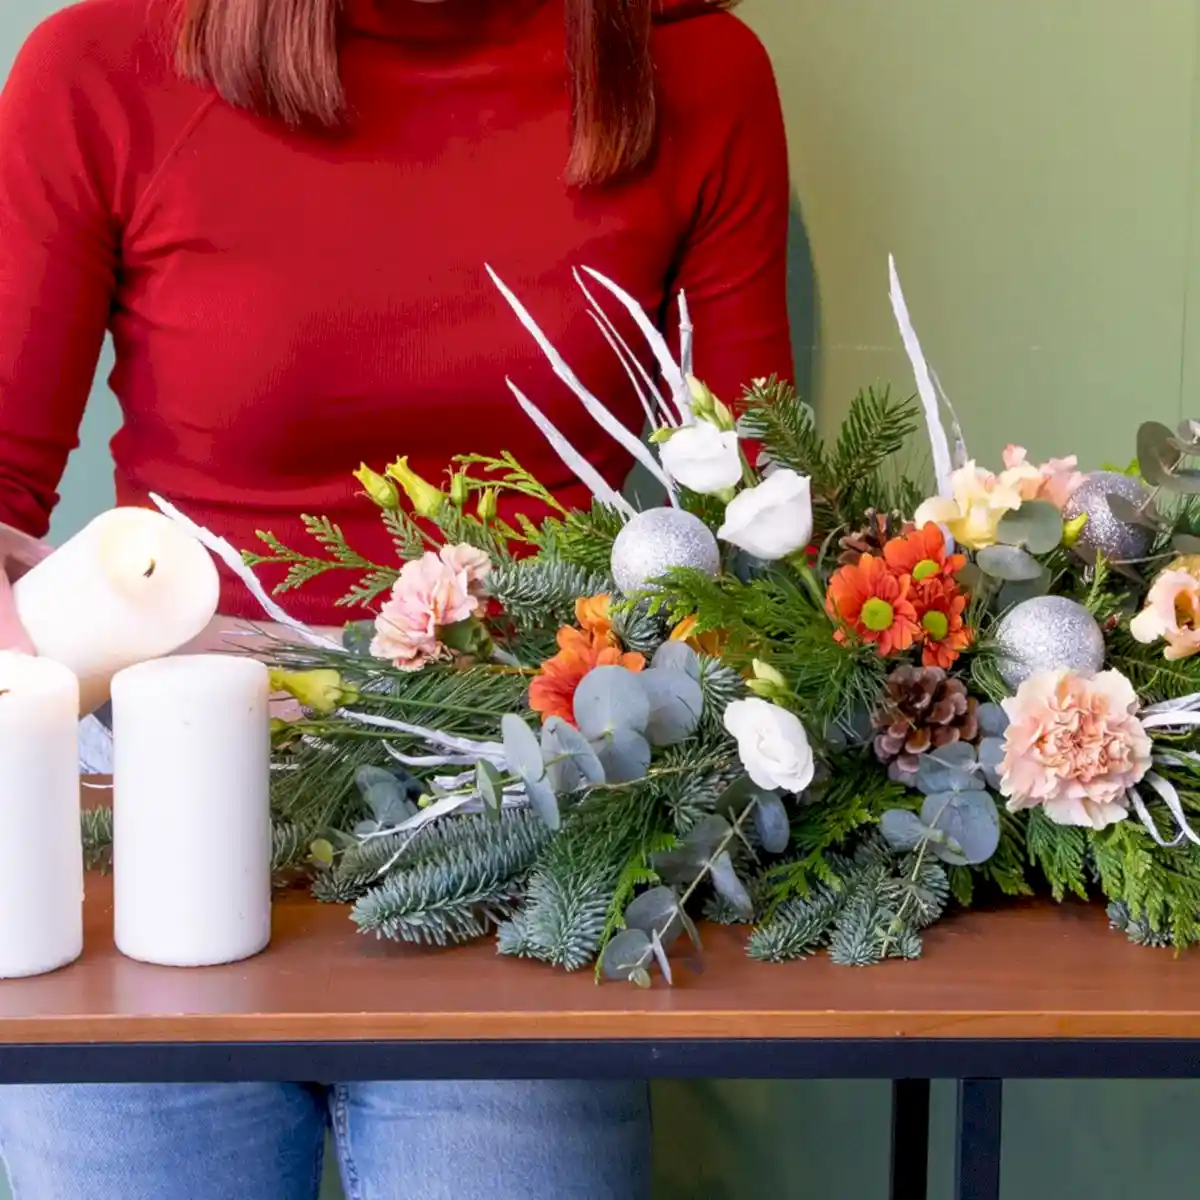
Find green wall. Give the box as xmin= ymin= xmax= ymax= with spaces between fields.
xmin=5 ymin=1 xmax=1200 ymax=1197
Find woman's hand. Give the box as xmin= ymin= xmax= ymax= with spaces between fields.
xmin=0 ymin=524 xmax=51 ymax=653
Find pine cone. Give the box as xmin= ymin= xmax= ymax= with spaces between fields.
xmin=871 ymin=665 xmax=980 ymax=775
xmin=837 ymin=509 xmax=909 ymax=566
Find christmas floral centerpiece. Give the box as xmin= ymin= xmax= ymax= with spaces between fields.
xmin=130 ymin=261 xmax=1200 ymax=982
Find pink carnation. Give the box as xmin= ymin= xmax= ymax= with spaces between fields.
xmin=438 ymin=543 xmax=491 ymax=594
xmin=370 ymin=550 xmax=482 ymax=671
xmin=1000 ymin=669 xmax=1152 ymax=830
xmin=1001 ymin=445 xmax=1085 ymax=510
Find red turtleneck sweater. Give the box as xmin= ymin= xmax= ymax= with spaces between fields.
xmin=0 ymin=0 xmax=792 ymax=621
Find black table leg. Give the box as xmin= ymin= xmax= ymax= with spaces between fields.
xmin=889 ymin=1079 xmax=931 ymax=1200
xmin=954 ymin=1078 xmax=1002 ymax=1200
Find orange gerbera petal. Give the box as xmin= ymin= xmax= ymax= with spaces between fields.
xmin=883 ymin=522 xmax=967 ymax=583
xmin=825 ymin=554 xmax=921 ymax=657
xmin=670 ymin=614 xmax=728 ymax=658
xmin=575 ymin=594 xmax=613 ymax=639
xmin=529 ymin=625 xmax=645 ymax=725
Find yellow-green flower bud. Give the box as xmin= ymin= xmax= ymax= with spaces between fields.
xmin=687 ymin=375 xmax=736 ymax=432
xmin=385 ymin=456 xmax=447 ymax=519
xmin=476 ymin=488 xmax=499 ymax=522
xmin=747 ymin=659 xmax=790 ymax=702
xmin=449 ymin=471 xmax=471 ymax=508
xmin=353 ymin=464 xmax=399 ymax=510
xmin=1062 ymin=513 xmax=1089 ymax=548
xmin=268 ymin=668 xmax=357 ymax=716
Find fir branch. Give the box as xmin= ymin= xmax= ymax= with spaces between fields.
xmin=351 ymin=810 xmax=550 ymax=946
xmin=490 ymin=559 xmax=611 ymax=631
xmin=536 ymin=503 xmax=628 ymax=575
xmin=271 ymin=821 xmax=310 ymax=874
xmin=1026 ymin=809 xmax=1089 ymax=902
xmin=82 ymin=806 xmax=114 ymax=872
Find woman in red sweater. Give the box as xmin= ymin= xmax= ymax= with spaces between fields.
xmin=0 ymin=0 xmax=792 ymax=1195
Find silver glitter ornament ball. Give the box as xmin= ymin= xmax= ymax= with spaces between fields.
xmin=1062 ymin=470 xmax=1154 ymax=564
xmin=992 ymin=595 xmax=1106 ymax=691
xmin=610 ymin=508 xmax=721 ymax=595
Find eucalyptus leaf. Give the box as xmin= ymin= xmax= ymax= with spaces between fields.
xmin=879 ymin=809 xmax=928 ymax=852
xmin=573 ymin=666 xmax=650 ymax=740
xmin=475 ymin=761 xmax=503 ymax=812
xmin=541 ymin=716 xmax=606 ymax=794
xmin=975 ymin=545 xmax=1044 ymax=582
xmin=592 ymin=728 xmax=651 ymax=784
xmin=977 ymin=703 xmax=1009 ymax=738
xmin=1137 ymin=420 xmax=1182 ymax=487
xmin=652 ymin=815 xmax=731 ymax=883
xmin=753 ymin=793 xmax=791 ymax=854
xmin=921 ymin=791 xmax=1000 ymax=866
xmin=501 ymin=714 xmax=546 ymax=783
xmin=649 ymin=930 xmax=674 ymax=986
xmin=524 ymin=774 xmax=561 ymax=831
xmin=995 ymin=569 xmax=1052 ymax=609
xmin=624 ymin=886 xmax=684 ymax=945
xmin=977 ymin=737 xmax=1005 ymax=789
xmin=1175 ymin=418 xmax=1200 ymax=450
xmin=914 ymin=742 xmax=986 ymax=795
xmin=1173 ymin=534 xmax=1200 ymax=555
xmin=630 ymin=967 xmax=653 ymax=989
xmin=996 ymin=500 xmax=1063 ymax=555
xmin=600 ymin=928 xmax=653 ymax=982
xmin=1161 ymin=468 xmax=1200 ymax=495
xmin=1105 ymin=493 xmax=1161 ymax=528
xmin=651 ymin=641 xmax=702 ymax=680
xmin=641 ymin=670 xmax=704 ymax=746
xmin=710 ymin=851 xmax=754 ymax=921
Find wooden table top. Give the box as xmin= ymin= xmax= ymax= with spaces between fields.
xmin=0 ymin=875 xmax=1198 ymax=1044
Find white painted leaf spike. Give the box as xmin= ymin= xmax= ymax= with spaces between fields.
xmin=578 ymin=266 xmax=691 ymax=425
xmin=486 ymin=266 xmax=678 ymax=499
xmin=588 ymin=313 xmax=663 ymax=433
xmin=887 ymin=255 xmax=954 ymax=498
xmin=504 ymin=380 xmax=636 ymax=518
xmin=148 ymin=493 xmax=342 ymax=650
xmin=678 ymin=291 xmax=694 ymax=383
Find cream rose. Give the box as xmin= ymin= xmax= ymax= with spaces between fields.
xmin=717 ymin=469 xmax=813 ymax=561
xmin=723 ymin=697 xmax=815 ymax=794
xmin=659 ymin=423 xmax=742 ymax=495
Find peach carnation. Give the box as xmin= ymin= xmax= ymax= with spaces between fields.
xmin=1001 ymin=445 xmax=1085 ymax=510
xmin=371 ymin=550 xmax=482 ymax=670
xmin=1129 ymin=560 xmax=1200 ymax=661
xmin=1000 ymin=669 xmax=1152 ymax=830
xmin=438 ymin=543 xmax=491 ymax=594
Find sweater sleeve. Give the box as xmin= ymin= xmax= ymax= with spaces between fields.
xmin=667 ymin=20 xmax=794 ymax=405
xmin=0 ymin=15 xmax=119 ymax=537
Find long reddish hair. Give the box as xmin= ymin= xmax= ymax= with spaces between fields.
xmin=176 ymin=0 xmax=738 ymax=186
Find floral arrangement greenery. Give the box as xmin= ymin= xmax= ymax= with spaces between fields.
xmin=135 ymin=264 xmax=1200 ymax=982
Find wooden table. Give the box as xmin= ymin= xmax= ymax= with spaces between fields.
xmin=3 ymin=877 xmax=1200 ymax=1200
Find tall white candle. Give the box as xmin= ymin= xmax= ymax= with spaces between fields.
xmin=13 ymin=508 xmax=221 ymax=715
xmin=111 ymin=655 xmax=272 ymax=967
xmin=0 ymin=653 xmax=83 ymax=978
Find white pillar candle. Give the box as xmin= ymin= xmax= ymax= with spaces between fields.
xmin=111 ymin=655 xmax=272 ymax=967
xmin=0 ymin=653 xmax=83 ymax=978
xmin=13 ymin=508 xmax=221 ymax=715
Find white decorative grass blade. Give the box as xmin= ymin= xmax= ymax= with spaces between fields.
xmin=931 ymin=367 xmax=970 ymax=469
xmin=887 ymin=256 xmax=954 ymax=497
xmin=149 ymin=493 xmax=341 ymax=650
xmin=578 ymin=266 xmax=690 ymax=424
xmin=506 ymin=380 xmax=636 ymax=517
xmin=486 ymin=266 xmax=676 ymax=496
xmin=573 ymin=268 xmax=676 ymax=429
xmin=678 ymin=291 xmax=694 ymax=382
xmin=588 ymin=314 xmax=663 ymax=434
xmin=335 ymin=708 xmax=506 ymax=761
xmin=1129 ymin=786 xmax=1186 ymax=847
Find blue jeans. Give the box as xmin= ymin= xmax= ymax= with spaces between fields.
xmin=0 ymin=1081 xmax=652 ymax=1199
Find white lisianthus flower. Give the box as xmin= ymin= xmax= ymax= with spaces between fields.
xmin=658 ymin=423 xmax=742 ymax=495
xmin=723 ymin=697 xmax=815 ymax=794
xmin=717 ymin=469 xmax=813 ymax=560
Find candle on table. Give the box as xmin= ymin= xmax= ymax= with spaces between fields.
xmin=0 ymin=653 xmax=83 ymax=978
xmin=12 ymin=508 xmax=221 ymax=715
xmin=112 ymin=655 xmax=272 ymax=968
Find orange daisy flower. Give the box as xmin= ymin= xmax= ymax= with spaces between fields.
xmin=529 ymin=625 xmax=645 ymax=725
xmin=575 ymin=594 xmax=613 ymax=640
xmin=670 ymin=614 xmax=728 ymax=658
xmin=825 ymin=554 xmax=921 ymax=656
xmin=883 ymin=522 xmax=967 ymax=584
xmin=912 ymin=576 xmax=974 ymax=669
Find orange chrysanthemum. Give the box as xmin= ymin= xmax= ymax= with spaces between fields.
xmin=529 ymin=625 xmax=645 ymax=725
xmin=575 ymin=594 xmax=613 ymax=640
xmin=670 ymin=614 xmax=728 ymax=658
xmin=912 ymin=576 xmax=974 ymax=669
xmin=825 ymin=554 xmax=920 ymax=656
xmin=882 ymin=522 xmax=967 ymax=583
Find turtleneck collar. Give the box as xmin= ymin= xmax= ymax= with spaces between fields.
xmin=341 ymin=0 xmax=549 ymax=43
